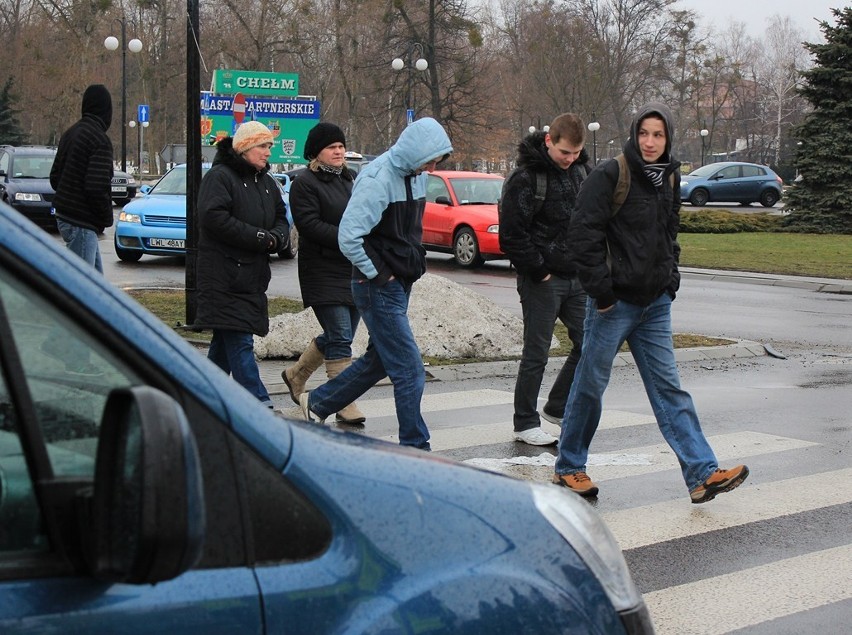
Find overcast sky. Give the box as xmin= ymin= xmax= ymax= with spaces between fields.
xmin=674 ymin=0 xmax=841 ymax=39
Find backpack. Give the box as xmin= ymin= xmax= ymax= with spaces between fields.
xmin=610 ymin=153 xmax=676 ymax=216
xmin=498 ymin=162 xmax=592 ymax=219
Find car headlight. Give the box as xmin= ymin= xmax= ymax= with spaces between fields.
xmin=127 ymin=176 xmax=137 ymax=185
xmin=119 ymin=211 xmax=142 ymax=223
xmin=486 ymin=224 xmax=499 ymax=233
xmin=14 ymin=192 xmax=42 ymax=202
xmin=531 ymin=484 xmax=645 ymax=614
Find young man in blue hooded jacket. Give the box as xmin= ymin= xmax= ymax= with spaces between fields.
xmin=297 ymin=117 xmax=453 ymax=451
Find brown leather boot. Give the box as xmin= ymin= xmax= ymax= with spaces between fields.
xmin=282 ymin=339 xmax=324 ymax=405
xmin=324 ymin=357 xmax=366 ymax=425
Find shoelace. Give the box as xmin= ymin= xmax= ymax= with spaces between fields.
xmin=572 ymin=472 xmax=591 ymax=483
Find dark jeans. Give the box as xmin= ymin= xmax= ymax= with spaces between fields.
xmin=308 ymin=278 xmax=430 ymax=450
xmin=207 ymin=329 xmax=271 ymax=405
xmin=513 ymin=273 xmax=586 ymax=432
xmin=312 ymin=304 xmax=360 ymax=360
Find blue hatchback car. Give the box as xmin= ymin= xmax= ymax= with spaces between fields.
xmin=114 ymin=164 xmax=297 ymax=262
xmin=0 ymin=200 xmax=654 ymax=633
xmin=680 ymin=161 xmax=783 ymax=207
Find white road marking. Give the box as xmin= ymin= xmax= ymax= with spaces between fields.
xmin=644 ymin=544 xmax=852 ymax=635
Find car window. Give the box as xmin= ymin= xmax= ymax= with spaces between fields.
xmin=0 ymin=152 xmax=9 ymax=176
xmin=12 ymin=156 xmax=55 ymax=179
xmin=0 ymin=269 xmax=141 ymax=560
xmin=741 ymin=165 xmax=764 ymax=178
xmin=718 ymin=166 xmax=740 ymax=180
xmin=426 ymin=175 xmax=451 ymax=203
xmin=150 ymin=167 xmax=209 ymax=195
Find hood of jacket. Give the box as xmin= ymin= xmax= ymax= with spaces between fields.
xmin=516 ymin=131 xmax=591 ymax=173
xmin=213 ymin=136 xmax=270 ymax=177
xmin=386 ymin=117 xmax=453 ymax=174
xmin=627 ymin=101 xmax=675 ymax=162
xmin=81 ymin=84 xmax=112 ymax=131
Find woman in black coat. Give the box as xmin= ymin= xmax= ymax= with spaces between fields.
xmin=195 ymin=121 xmax=288 ymax=408
xmin=282 ymin=123 xmax=365 ymax=424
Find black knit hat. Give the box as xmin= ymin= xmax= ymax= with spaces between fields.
xmin=304 ymin=122 xmax=346 ymax=160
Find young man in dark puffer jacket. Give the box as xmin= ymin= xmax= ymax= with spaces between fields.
xmin=50 ymin=84 xmax=115 ymax=272
xmin=553 ymin=102 xmax=749 ymax=503
xmin=499 ymin=113 xmax=590 ymax=446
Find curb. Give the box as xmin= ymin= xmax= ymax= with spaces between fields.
xmin=680 ymin=268 xmax=852 ymax=295
xmin=259 ymin=338 xmax=766 ymax=396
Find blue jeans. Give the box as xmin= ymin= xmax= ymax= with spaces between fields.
xmin=312 ymin=304 xmax=360 ymax=360
xmin=207 ymin=329 xmax=271 ymax=406
xmin=57 ymin=219 xmax=103 ymax=273
xmin=555 ymin=293 xmax=718 ymax=491
xmin=308 ymin=278 xmax=430 ymax=450
xmin=514 ymin=274 xmax=586 ymax=431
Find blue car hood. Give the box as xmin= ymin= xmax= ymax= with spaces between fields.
xmin=123 ymin=194 xmax=187 ymax=218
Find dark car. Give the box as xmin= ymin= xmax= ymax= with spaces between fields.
xmin=0 ymin=198 xmax=654 ymax=635
xmin=680 ymin=161 xmax=783 ymax=207
xmin=0 ymin=144 xmax=57 ymax=230
xmin=111 ymin=169 xmax=138 ymax=206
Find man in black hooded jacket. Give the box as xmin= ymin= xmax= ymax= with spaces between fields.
xmin=49 ymin=84 xmax=115 ymax=272
xmin=553 ymin=102 xmax=749 ymax=504
xmin=498 ymin=113 xmax=590 ymax=446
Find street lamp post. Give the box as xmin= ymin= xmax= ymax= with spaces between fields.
xmin=104 ymin=19 xmax=142 ymax=172
xmin=587 ymin=115 xmax=600 ymax=164
xmin=700 ymin=121 xmax=709 ymax=166
xmin=127 ymin=119 xmax=149 ymax=175
xmin=391 ymin=43 xmax=428 ymax=126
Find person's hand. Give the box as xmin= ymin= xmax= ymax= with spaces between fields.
xmin=542 ymin=274 xmax=552 ymax=281
xmin=597 ymin=303 xmax=615 ymax=314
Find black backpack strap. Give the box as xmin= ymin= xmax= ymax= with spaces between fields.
xmin=532 ymin=171 xmax=547 ymax=215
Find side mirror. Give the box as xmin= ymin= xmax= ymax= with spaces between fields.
xmin=435 ymin=196 xmax=452 ymax=205
xmin=83 ymin=386 xmax=205 ymax=584
xmin=140 ymin=184 xmax=152 ymax=195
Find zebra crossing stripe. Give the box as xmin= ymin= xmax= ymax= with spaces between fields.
xmin=601 ymin=467 xmax=852 ymax=550
xmin=456 ymin=431 xmax=815 ymax=480
xmin=643 ymin=544 xmax=852 ymax=635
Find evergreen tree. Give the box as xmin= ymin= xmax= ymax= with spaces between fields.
xmin=784 ymin=8 xmax=852 ymax=234
xmin=0 ymin=77 xmax=28 ymax=146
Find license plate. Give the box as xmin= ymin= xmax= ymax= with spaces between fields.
xmin=111 ymin=186 xmax=126 ymax=193
xmin=149 ymin=238 xmax=185 ymax=249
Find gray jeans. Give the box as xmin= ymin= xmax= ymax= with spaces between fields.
xmin=513 ymin=273 xmax=586 ymax=432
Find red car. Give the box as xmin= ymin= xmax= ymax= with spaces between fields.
xmin=423 ymin=170 xmax=505 ymax=268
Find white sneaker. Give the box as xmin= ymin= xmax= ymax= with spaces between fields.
xmin=540 ymin=410 xmax=562 ymax=425
xmin=513 ymin=427 xmax=557 ymax=446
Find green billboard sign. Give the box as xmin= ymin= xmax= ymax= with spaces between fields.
xmin=212 ymin=69 xmax=299 ymax=98
xmin=200 ymin=92 xmax=319 ymax=164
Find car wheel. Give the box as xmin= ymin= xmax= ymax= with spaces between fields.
xmin=689 ymin=189 xmax=709 ymax=207
xmin=114 ymin=239 xmax=143 ymax=262
xmin=278 ymin=226 xmax=299 ymax=259
xmin=453 ymin=228 xmax=484 ymax=268
xmin=759 ymin=189 xmax=779 ymax=207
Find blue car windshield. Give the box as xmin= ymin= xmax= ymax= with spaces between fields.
xmin=686 ymin=164 xmax=719 ymax=178
xmin=150 ymin=166 xmax=209 ymax=195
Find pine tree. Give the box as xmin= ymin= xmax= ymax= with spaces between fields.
xmin=783 ymin=9 xmax=852 ymax=234
xmin=0 ymin=77 xmax=28 ymax=146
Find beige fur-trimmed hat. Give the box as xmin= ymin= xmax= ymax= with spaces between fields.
xmin=232 ymin=121 xmax=274 ymax=154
